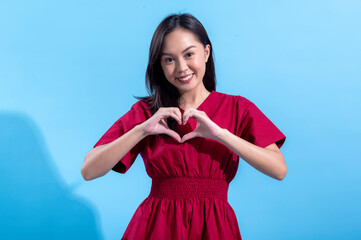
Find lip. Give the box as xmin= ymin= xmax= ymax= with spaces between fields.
xmin=176 ymin=73 xmax=194 ymax=83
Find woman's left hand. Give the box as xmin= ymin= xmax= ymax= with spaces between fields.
xmin=181 ymin=108 xmax=223 ymax=143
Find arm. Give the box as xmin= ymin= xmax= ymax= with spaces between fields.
xmin=81 ymin=124 xmax=146 ymax=181
xmin=216 ymin=129 xmax=287 ymax=180
xmin=181 ymin=108 xmax=287 ymax=181
xmin=81 ymin=107 xmax=183 ymax=181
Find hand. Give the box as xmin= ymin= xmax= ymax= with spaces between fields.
xmin=139 ymin=107 xmax=182 ymax=142
xmin=181 ymin=108 xmax=223 ymax=143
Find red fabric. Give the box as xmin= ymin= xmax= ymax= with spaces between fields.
xmin=94 ymin=90 xmax=286 ymax=240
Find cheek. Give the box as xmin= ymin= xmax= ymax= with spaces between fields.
xmin=192 ymin=57 xmax=206 ymax=72
xmin=161 ymin=65 xmax=174 ymax=79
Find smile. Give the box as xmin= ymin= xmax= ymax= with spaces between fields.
xmin=176 ymin=73 xmax=194 ymax=82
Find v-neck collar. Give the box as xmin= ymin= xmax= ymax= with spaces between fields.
xmin=179 ymin=90 xmax=215 ymax=112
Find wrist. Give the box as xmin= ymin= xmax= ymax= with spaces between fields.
xmin=214 ymin=128 xmax=229 ymax=143
xmin=134 ymin=124 xmax=148 ymax=138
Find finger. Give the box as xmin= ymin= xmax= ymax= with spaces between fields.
xmin=181 ymin=131 xmax=199 ymax=143
xmin=163 ymin=129 xmax=181 ymax=142
xmin=159 ymin=108 xmax=182 ymax=124
xmin=160 ymin=118 xmax=168 ymax=126
xmin=184 ymin=109 xmax=204 ymax=124
xmin=174 ymin=108 xmax=182 ymax=124
xmin=182 ymin=108 xmax=195 ymax=124
xmin=169 ymin=112 xmax=182 ymax=125
xmin=188 ymin=111 xmax=208 ymax=124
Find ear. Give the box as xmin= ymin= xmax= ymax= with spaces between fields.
xmin=204 ymin=44 xmax=211 ymax=62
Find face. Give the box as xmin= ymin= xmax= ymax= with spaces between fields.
xmin=160 ymin=28 xmax=210 ymax=94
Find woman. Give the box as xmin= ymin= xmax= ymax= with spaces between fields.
xmin=81 ymin=13 xmax=287 ymax=240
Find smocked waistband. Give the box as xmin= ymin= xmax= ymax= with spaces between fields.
xmin=149 ymin=177 xmax=228 ymax=201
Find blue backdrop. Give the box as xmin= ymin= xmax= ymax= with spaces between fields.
xmin=1 ymin=0 xmax=360 ymax=239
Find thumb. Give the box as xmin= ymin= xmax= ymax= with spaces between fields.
xmin=181 ymin=131 xmax=199 ymax=143
xmin=163 ymin=129 xmax=182 ymax=143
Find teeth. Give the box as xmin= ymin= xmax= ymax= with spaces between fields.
xmin=179 ymin=74 xmax=193 ymax=81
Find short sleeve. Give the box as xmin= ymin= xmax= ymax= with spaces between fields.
xmin=93 ymin=101 xmax=148 ymax=174
xmin=237 ymin=98 xmax=286 ymax=149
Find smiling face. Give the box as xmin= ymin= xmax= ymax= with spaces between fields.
xmin=160 ymin=28 xmax=210 ymax=95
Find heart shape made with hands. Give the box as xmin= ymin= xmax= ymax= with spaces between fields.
xmin=161 ymin=116 xmax=195 ymax=144
xmin=168 ymin=109 xmax=221 ymax=143
xmin=176 ymin=116 xmax=197 ymax=140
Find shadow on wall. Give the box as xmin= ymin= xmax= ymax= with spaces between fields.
xmin=0 ymin=112 xmax=103 ymax=240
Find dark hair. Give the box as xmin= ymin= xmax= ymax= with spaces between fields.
xmin=136 ymin=13 xmax=216 ymax=131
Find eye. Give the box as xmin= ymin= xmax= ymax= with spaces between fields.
xmin=185 ymin=52 xmax=194 ymax=58
xmin=164 ymin=57 xmax=174 ymax=63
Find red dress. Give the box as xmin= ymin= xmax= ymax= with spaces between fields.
xmin=94 ymin=90 xmax=286 ymax=240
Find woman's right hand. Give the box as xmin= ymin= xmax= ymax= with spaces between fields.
xmin=139 ymin=107 xmax=182 ymax=142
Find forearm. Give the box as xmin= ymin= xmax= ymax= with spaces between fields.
xmin=81 ymin=124 xmax=146 ymax=181
xmin=215 ymin=129 xmax=287 ymax=180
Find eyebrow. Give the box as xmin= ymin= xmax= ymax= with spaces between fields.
xmin=161 ymin=45 xmax=196 ymax=57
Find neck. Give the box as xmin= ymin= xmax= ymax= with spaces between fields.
xmin=178 ymin=86 xmax=210 ymax=110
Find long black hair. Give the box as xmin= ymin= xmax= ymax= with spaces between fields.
xmin=136 ymin=13 xmax=216 ymax=131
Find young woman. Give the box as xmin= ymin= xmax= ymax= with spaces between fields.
xmin=81 ymin=13 xmax=287 ymax=240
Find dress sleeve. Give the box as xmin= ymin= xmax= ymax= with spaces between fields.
xmin=93 ymin=101 xmax=147 ymax=174
xmin=236 ymin=98 xmax=286 ymax=149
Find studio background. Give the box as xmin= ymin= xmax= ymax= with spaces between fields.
xmin=1 ymin=0 xmax=360 ymax=239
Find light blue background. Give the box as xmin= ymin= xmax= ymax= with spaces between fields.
xmin=1 ymin=0 xmax=360 ymax=239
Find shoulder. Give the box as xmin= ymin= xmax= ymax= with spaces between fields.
xmin=132 ymin=99 xmax=151 ymax=109
xmin=113 ymin=99 xmax=151 ymax=126
xmin=213 ymin=90 xmax=253 ymax=107
xmin=126 ymin=94 xmax=152 ymax=111
xmin=128 ymin=99 xmax=152 ymax=117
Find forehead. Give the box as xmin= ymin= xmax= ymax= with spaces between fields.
xmin=162 ymin=28 xmax=202 ymax=52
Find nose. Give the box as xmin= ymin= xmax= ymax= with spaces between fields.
xmin=176 ymin=58 xmax=189 ymax=73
